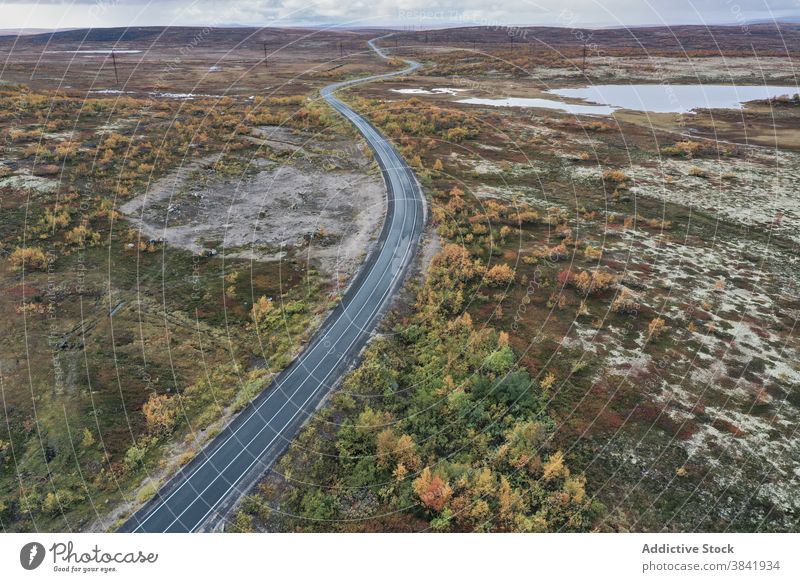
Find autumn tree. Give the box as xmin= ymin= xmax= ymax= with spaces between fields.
xmin=431 ymin=244 xmax=482 ymax=282
xmin=647 ymin=317 xmax=667 ymax=340
xmin=500 ymin=420 xmax=547 ymax=470
xmin=43 ymin=208 xmax=70 ymax=231
xmin=250 ymin=295 xmax=274 ymax=326
xmin=224 ymin=270 xmax=240 ymax=299
xmin=413 ymin=467 xmax=453 ymax=513
xmin=573 ymin=269 xmax=616 ymax=295
xmin=143 ymin=393 xmax=179 ymax=435
xmin=584 ymin=244 xmax=603 ymax=260
xmin=543 ymin=450 xmax=569 ymax=482
xmin=376 ymin=429 xmax=420 ymax=472
xmin=65 ymin=224 xmax=101 ymax=247
xmin=486 ymin=263 xmax=515 ymax=286
xmin=611 ymin=287 xmax=638 ymax=314
xmin=9 ymin=246 xmax=49 ymax=271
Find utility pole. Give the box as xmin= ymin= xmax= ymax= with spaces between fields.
xmin=263 ymin=42 xmax=268 ymax=69
xmin=582 ymin=41 xmax=587 ymax=76
xmin=110 ymin=50 xmax=119 ymax=86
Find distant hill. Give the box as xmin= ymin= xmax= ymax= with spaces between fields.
xmin=392 ymin=23 xmax=800 ymax=55
xmin=2 ymin=24 xmax=798 ymax=55
xmin=0 ymin=26 xmax=379 ymax=49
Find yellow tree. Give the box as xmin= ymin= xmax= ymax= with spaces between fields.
xmin=9 ymin=246 xmax=49 ymax=271
xmin=143 ymin=393 xmax=179 ymax=435
xmin=486 ymin=263 xmax=515 ymax=286
xmin=250 ymin=295 xmax=273 ymax=326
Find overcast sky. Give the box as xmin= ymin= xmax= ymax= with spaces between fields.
xmin=2 ymin=0 xmax=798 ymax=30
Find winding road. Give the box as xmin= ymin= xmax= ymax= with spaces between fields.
xmin=119 ymin=37 xmax=425 ymax=532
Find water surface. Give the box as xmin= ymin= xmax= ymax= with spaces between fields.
xmin=392 ymin=87 xmax=465 ymax=95
xmin=46 ymin=49 xmax=142 ymax=55
xmin=547 ymin=84 xmax=799 ymax=113
xmin=457 ymin=96 xmax=616 ymax=116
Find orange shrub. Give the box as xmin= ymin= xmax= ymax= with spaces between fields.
xmin=432 ymin=244 xmax=482 ymax=281
xmin=602 ymin=169 xmax=628 ymax=184
xmin=486 ymin=263 xmax=515 ymax=286
xmin=413 ymin=467 xmax=452 ymax=512
xmin=584 ymin=245 xmax=603 ymax=260
xmin=611 ymin=288 xmax=638 ymax=314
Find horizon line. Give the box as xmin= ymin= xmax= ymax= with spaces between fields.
xmin=2 ymin=17 xmax=799 ymax=35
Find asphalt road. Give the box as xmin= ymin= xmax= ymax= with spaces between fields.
xmin=118 ymin=37 xmax=425 ymax=533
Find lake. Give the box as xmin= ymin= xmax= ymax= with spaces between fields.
xmin=45 ymin=49 xmax=142 ymax=55
xmin=547 ymin=84 xmax=799 ymax=113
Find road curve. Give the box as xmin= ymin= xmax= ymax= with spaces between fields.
xmin=119 ymin=37 xmax=425 ymax=533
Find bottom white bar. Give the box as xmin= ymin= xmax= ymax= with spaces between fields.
xmin=1 ymin=533 xmax=797 ymax=581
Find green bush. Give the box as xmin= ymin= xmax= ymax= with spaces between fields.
xmin=123 ymin=445 xmax=147 ymax=470
xmin=483 ymin=345 xmax=515 ymax=374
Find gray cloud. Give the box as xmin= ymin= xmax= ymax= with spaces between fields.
xmin=1 ymin=0 xmax=798 ymax=29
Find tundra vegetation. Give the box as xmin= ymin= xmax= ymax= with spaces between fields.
xmin=2 ymin=25 xmax=799 ymax=533
xmin=236 ymin=27 xmax=800 ymax=532
xmin=0 ymin=26 xmax=396 ymax=532
xmin=0 ymin=75 xmax=354 ymax=531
